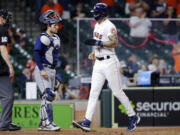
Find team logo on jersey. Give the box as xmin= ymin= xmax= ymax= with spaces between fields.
xmin=94 ymin=32 xmax=102 ymax=40
xmin=1 ymin=36 xmax=8 ymax=43
xmin=110 ymin=28 xmax=117 ymax=35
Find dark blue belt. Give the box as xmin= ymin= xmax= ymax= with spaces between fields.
xmin=43 ymin=64 xmax=56 ymax=69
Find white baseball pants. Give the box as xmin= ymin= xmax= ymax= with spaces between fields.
xmin=85 ymin=55 xmax=135 ymax=121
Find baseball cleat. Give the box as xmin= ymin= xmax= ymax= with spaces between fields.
xmin=72 ymin=118 xmax=91 ymax=132
xmin=37 ymin=126 xmax=43 ymax=130
xmin=127 ymin=115 xmax=140 ymax=131
xmin=51 ymin=122 xmax=60 ymax=128
xmin=38 ymin=123 xmax=60 ymax=131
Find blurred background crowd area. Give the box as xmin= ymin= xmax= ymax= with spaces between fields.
xmin=1 ymin=0 xmax=180 ymax=100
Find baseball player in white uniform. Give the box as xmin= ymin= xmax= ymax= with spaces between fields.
xmin=73 ymin=3 xmax=140 ymax=132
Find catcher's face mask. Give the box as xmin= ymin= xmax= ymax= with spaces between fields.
xmin=39 ymin=10 xmax=62 ymax=25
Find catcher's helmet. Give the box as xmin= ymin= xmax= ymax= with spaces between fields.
xmin=39 ymin=10 xmax=62 ymax=25
xmin=0 ymin=9 xmax=12 ymax=26
xmin=91 ymin=3 xmax=108 ymax=21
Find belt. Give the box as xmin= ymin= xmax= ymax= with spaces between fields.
xmin=96 ymin=55 xmax=110 ymax=61
xmin=43 ymin=64 xmax=56 ymax=69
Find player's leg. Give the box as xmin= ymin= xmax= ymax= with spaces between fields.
xmin=48 ymin=69 xmax=60 ymax=128
xmin=0 ymin=76 xmax=21 ymax=131
xmin=34 ymin=66 xmax=60 ymax=131
xmin=105 ymin=57 xmax=140 ymax=131
xmin=0 ymin=76 xmax=14 ymax=128
xmin=85 ymin=70 xmax=105 ymax=121
xmin=73 ymin=67 xmax=106 ymax=131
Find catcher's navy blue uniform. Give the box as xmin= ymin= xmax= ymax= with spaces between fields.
xmin=34 ymin=32 xmax=60 ymax=70
xmin=34 ymin=32 xmax=61 ymax=130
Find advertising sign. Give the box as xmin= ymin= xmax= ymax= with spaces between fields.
xmin=137 ymin=71 xmax=153 ymax=86
xmin=114 ymin=87 xmax=180 ymax=126
xmin=0 ymin=104 xmax=73 ymax=128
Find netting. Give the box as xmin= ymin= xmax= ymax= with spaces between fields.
xmin=77 ymin=18 xmax=180 ymax=76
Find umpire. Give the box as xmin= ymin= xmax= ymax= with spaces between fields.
xmin=0 ymin=9 xmax=20 ymax=131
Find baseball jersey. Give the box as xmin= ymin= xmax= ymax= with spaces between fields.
xmin=0 ymin=26 xmax=8 ymax=46
xmin=93 ymin=19 xmax=117 ymax=57
xmin=34 ymin=32 xmax=61 ymax=70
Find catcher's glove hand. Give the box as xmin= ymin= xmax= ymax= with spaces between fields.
xmin=84 ymin=39 xmax=103 ymax=47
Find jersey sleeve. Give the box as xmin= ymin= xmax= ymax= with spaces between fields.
xmin=0 ymin=27 xmax=8 ymax=46
xmin=34 ymin=35 xmax=44 ymax=70
xmin=34 ymin=36 xmax=43 ymax=51
xmin=34 ymin=34 xmax=51 ymax=51
xmin=107 ymin=23 xmax=117 ymax=38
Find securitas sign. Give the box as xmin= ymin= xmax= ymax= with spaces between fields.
xmin=119 ymin=101 xmax=180 ymax=118
xmin=114 ymin=88 xmax=180 ymax=126
xmin=136 ymin=102 xmax=180 ymax=118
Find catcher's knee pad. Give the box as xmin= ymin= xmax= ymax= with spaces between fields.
xmin=44 ymin=88 xmax=56 ymax=102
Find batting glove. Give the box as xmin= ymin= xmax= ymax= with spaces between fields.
xmin=84 ymin=39 xmax=103 ymax=47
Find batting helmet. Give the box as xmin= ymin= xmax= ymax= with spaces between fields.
xmin=0 ymin=9 xmax=12 ymax=26
xmin=39 ymin=10 xmax=62 ymax=25
xmin=91 ymin=3 xmax=108 ymax=21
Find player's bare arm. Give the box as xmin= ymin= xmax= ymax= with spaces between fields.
xmin=0 ymin=45 xmax=14 ymax=78
xmin=103 ymin=34 xmax=118 ymax=48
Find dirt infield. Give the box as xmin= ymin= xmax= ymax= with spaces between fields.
xmin=0 ymin=127 xmax=180 ymax=135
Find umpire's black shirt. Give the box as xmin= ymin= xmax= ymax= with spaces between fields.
xmin=0 ymin=25 xmax=9 ymax=76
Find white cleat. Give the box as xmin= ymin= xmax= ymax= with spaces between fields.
xmin=38 ymin=123 xmax=60 ymax=131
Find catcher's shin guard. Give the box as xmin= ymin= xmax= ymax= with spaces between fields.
xmin=40 ymin=89 xmax=55 ymax=126
xmin=40 ymin=100 xmax=54 ymax=126
xmin=40 ymin=100 xmax=49 ymax=126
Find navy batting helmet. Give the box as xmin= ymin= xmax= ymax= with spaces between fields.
xmin=39 ymin=10 xmax=62 ymax=25
xmin=0 ymin=9 xmax=12 ymax=26
xmin=91 ymin=3 xmax=108 ymax=21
